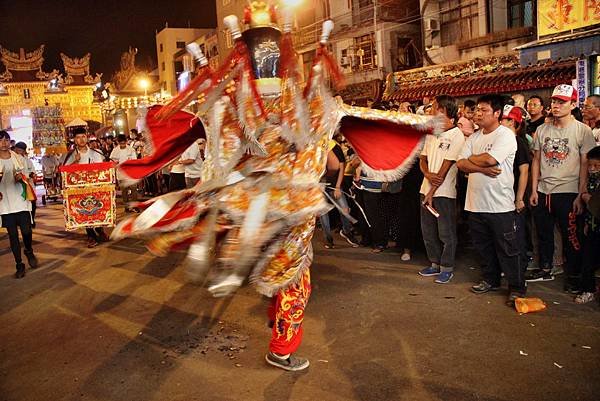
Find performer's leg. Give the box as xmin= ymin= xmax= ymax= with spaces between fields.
xmin=269 ymin=267 xmax=311 ymax=355
xmin=266 ymin=268 xmax=311 ymax=371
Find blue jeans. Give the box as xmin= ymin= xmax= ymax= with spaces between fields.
xmin=420 ymin=196 xmax=457 ymax=272
xmin=320 ymin=188 xmax=353 ymax=244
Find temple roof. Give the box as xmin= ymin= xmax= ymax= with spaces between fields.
xmin=0 ymin=44 xmax=100 ymax=85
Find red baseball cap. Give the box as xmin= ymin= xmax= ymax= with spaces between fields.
xmin=502 ymin=105 xmax=523 ymax=123
xmin=551 ymin=84 xmax=578 ymax=102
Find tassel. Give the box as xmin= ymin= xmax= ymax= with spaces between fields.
xmin=303 ymin=44 xmax=345 ymax=98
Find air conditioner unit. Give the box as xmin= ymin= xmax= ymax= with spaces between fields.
xmin=425 ymin=18 xmax=439 ymax=31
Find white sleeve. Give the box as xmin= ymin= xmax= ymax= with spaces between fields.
xmin=421 ymin=135 xmax=431 ymax=157
xmin=446 ymin=130 xmax=466 ymax=161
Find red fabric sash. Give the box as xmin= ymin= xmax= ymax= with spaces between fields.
xmin=118 ymin=105 xmax=205 ymax=182
xmin=340 ymin=116 xmax=424 ymax=172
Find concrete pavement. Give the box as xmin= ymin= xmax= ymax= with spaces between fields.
xmin=1 ymin=202 xmax=599 ymax=401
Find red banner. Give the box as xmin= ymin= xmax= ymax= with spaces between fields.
xmin=60 ymin=162 xmax=116 ymax=230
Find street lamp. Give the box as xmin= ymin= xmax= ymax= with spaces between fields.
xmin=138 ymin=77 xmax=149 ymax=96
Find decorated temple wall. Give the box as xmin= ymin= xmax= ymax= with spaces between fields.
xmin=0 ymin=82 xmax=102 ymax=129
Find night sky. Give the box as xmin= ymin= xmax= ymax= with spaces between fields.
xmin=0 ymin=0 xmax=217 ymax=80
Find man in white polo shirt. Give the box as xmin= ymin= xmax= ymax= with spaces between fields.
xmin=418 ymin=95 xmax=465 ymax=284
xmin=457 ymin=94 xmax=525 ymax=305
xmin=180 ymin=138 xmax=205 ymax=188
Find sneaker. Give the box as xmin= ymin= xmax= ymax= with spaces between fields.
xmin=15 ymin=263 xmax=26 ymax=279
xmin=265 ymin=352 xmax=309 ymax=371
xmin=563 ymin=283 xmax=580 ymax=294
xmin=525 ymin=269 xmax=554 ymax=282
xmin=419 ymin=266 xmax=441 ymax=277
xmin=371 ymin=247 xmax=384 ymax=253
xmin=574 ymin=292 xmax=595 ymax=304
xmin=471 ymin=281 xmax=500 ymax=294
xmin=550 ymin=265 xmax=564 ymax=276
xmin=339 ymin=230 xmax=359 ymax=248
xmin=435 ymin=271 xmax=453 ymax=284
xmin=506 ymin=291 xmax=526 ymax=307
xmin=24 ymin=251 xmax=38 ymax=269
xmin=324 ymin=242 xmax=334 ymax=249
xmin=87 ymin=238 xmax=98 ymax=248
xmin=401 ymin=252 xmax=411 ymax=261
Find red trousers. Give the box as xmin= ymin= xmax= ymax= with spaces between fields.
xmin=267 ymin=268 xmax=311 ymax=355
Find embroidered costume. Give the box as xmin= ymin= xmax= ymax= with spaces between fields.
xmin=111 ymin=2 xmax=437 ymax=368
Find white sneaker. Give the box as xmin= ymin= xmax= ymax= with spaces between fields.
xmin=401 ymin=252 xmax=411 ymax=261
xmin=551 ymin=265 xmax=564 ymax=276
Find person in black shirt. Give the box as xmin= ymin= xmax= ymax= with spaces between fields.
xmin=501 ymin=105 xmax=532 ymax=266
xmin=526 ymin=95 xmax=545 ymax=139
xmin=319 ymin=140 xmax=359 ymax=248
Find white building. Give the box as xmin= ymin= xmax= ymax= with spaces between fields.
xmin=155 ymin=27 xmax=214 ymax=96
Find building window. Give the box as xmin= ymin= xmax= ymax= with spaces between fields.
xmin=508 ymin=0 xmax=534 ymax=28
xmin=439 ymin=0 xmax=479 ymax=46
xmin=176 ymin=41 xmax=186 ymax=49
xmin=354 ymin=34 xmax=376 ymax=69
xmin=159 ymin=43 xmax=163 ymax=53
xmin=161 ymin=62 xmax=165 ymax=71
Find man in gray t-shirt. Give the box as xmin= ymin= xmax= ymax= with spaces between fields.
xmin=528 ymin=84 xmax=596 ymax=291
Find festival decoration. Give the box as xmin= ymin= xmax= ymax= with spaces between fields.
xmin=60 ymin=162 xmax=116 ymax=231
xmin=32 ymin=105 xmax=66 ymax=155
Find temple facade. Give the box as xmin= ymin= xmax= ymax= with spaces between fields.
xmin=0 ymin=45 xmax=102 ymax=129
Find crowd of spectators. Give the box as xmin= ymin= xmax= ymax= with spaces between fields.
xmin=324 ymin=86 xmax=600 ymax=306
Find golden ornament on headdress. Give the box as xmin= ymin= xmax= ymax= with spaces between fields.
xmin=244 ymin=1 xmax=278 ymax=29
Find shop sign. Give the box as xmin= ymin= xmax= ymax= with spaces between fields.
xmin=538 ymin=0 xmax=600 ymax=37
xmin=575 ymin=58 xmax=589 ymax=106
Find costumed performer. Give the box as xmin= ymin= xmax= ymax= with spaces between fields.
xmin=111 ymin=2 xmax=438 ymax=371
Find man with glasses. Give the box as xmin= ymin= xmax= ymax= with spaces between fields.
xmin=527 ymin=85 xmax=596 ymax=292
xmin=526 ymin=95 xmax=546 ymax=139
xmin=582 ymin=95 xmax=600 ymax=145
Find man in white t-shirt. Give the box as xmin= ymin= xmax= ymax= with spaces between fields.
xmin=41 ymin=151 xmax=60 ymax=195
xmin=63 ymin=127 xmax=108 ymax=248
xmin=180 ymin=138 xmax=205 ymax=188
xmin=418 ymin=95 xmax=465 ymax=284
xmin=110 ymin=134 xmax=138 ymax=211
xmin=527 ymin=85 xmax=596 ymax=291
xmin=457 ymin=94 xmax=525 ymax=305
xmin=0 ymin=131 xmax=38 ymax=278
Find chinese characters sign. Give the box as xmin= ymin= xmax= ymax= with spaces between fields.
xmin=538 ymin=0 xmax=600 ymax=37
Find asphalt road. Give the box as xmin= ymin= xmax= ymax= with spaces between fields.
xmin=1 ymin=203 xmax=599 ymax=401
